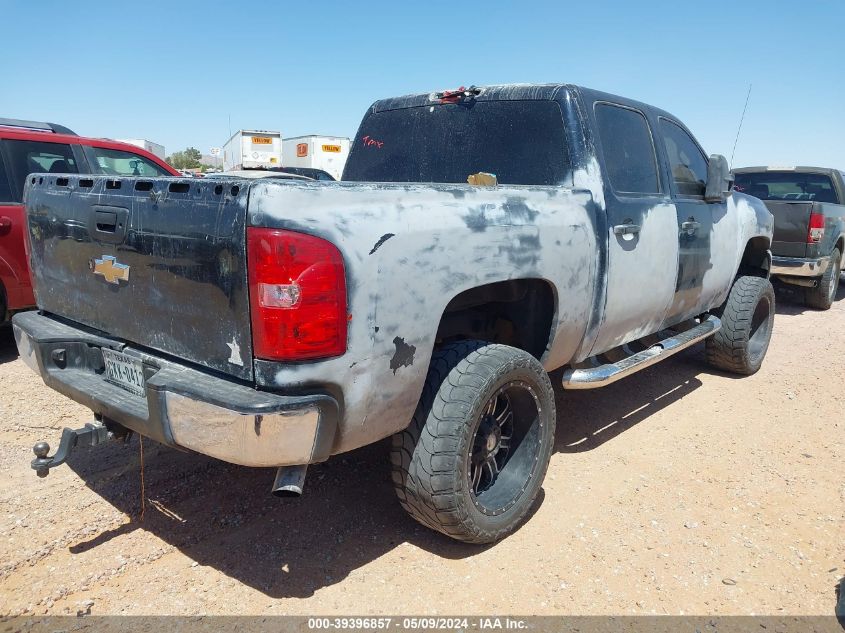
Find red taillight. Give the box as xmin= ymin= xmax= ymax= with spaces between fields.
xmin=807 ymin=212 xmax=825 ymax=243
xmin=247 ymin=228 xmax=347 ymax=361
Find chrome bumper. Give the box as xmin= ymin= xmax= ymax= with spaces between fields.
xmin=12 ymin=311 xmax=338 ymax=467
xmin=770 ymin=255 xmax=830 ymax=278
xmin=165 ymin=392 xmax=320 ymax=467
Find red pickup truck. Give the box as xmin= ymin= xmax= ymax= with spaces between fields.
xmin=0 ymin=118 xmax=179 ymax=322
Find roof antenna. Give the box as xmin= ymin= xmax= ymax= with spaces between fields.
xmin=730 ymin=84 xmax=752 ymax=169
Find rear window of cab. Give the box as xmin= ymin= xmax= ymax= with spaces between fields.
xmin=734 ymin=172 xmax=839 ymax=203
xmin=343 ymin=100 xmax=570 ymax=186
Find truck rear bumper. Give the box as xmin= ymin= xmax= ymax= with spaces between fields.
xmin=770 ymin=255 xmax=830 ymax=278
xmin=12 ymin=311 xmax=338 ymax=467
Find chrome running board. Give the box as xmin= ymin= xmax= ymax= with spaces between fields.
xmin=561 ymin=315 xmax=721 ymax=390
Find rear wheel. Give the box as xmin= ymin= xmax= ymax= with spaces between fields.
xmin=390 ymin=341 xmax=555 ymax=544
xmin=804 ymin=247 xmax=841 ymax=310
xmin=706 ymin=275 xmax=775 ymax=375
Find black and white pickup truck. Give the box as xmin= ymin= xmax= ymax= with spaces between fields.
xmin=14 ymin=84 xmax=775 ymax=543
xmin=734 ymin=166 xmax=845 ymax=309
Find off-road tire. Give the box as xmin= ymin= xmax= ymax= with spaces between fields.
xmin=706 ymin=275 xmax=775 ymax=375
xmin=804 ymin=247 xmax=841 ymax=310
xmin=390 ymin=340 xmax=555 ymax=544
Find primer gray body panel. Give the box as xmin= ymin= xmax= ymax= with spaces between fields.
xmin=247 ymin=177 xmax=771 ymax=455
xmin=248 ymin=180 xmax=598 ymax=452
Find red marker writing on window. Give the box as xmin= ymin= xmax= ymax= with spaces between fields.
xmin=362 ymin=135 xmax=384 ymax=149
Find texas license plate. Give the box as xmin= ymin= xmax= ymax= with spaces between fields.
xmin=102 ymin=348 xmax=145 ymax=397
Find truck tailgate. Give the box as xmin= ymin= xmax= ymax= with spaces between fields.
xmin=765 ymin=200 xmax=812 ymax=258
xmin=24 ymin=175 xmax=253 ymax=380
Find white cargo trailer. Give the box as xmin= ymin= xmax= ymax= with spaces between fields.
xmin=282 ymin=135 xmax=350 ymax=180
xmin=222 ymin=130 xmax=282 ymax=171
xmin=115 ymin=138 xmax=166 ymax=160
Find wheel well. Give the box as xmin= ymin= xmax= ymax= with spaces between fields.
xmin=836 ymin=236 xmax=844 ymax=257
xmin=435 ymin=279 xmax=556 ymax=360
xmin=738 ymin=236 xmax=771 ymax=278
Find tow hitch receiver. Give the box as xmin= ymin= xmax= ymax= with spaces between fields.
xmin=31 ymin=422 xmax=111 ymax=477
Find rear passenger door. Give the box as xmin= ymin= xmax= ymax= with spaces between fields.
xmin=588 ymin=102 xmax=679 ymax=355
xmin=658 ymin=118 xmax=734 ymax=323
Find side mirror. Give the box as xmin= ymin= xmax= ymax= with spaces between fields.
xmin=704 ymin=154 xmax=733 ymax=203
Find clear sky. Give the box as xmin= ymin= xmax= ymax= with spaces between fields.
xmin=2 ymin=0 xmax=842 ymax=169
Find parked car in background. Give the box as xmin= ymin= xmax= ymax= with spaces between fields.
xmin=15 ymin=84 xmax=774 ymax=544
xmin=271 ymin=166 xmax=335 ymax=181
xmin=0 ymin=118 xmax=179 ymax=323
xmin=203 ymin=169 xmax=312 ymax=181
xmin=734 ymin=167 xmax=845 ymax=309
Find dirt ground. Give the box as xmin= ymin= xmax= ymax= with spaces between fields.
xmin=1 ymin=284 xmax=843 ymax=618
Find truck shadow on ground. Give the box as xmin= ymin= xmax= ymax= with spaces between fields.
xmin=65 ymin=436 xmax=500 ymax=599
xmin=773 ymin=274 xmax=845 ymax=315
xmin=61 ymin=347 xmax=711 ymax=600
xmin=550 ymin=345 xmax=705 ymax=453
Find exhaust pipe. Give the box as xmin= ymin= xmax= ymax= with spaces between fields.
xmin=272 ymin=464 xmax=308 ymax=498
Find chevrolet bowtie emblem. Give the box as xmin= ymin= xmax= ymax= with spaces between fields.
xmin=90 ymin=255 xmax=130 ymax=284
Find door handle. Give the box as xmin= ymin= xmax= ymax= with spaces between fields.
xmin=0 ymin=216 xmax=11 ymax=236
xmin=681 ymin=219 xmax=701 ymax=234
xmin=613 ymin=222 xmax=641 ymax=236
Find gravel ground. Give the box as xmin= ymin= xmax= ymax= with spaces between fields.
xmin=1 ymin=284 xmax=843 ymax=617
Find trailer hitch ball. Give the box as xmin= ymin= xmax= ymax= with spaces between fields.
xmin=33 ymin=441 xmax=51 ymax=478
xmin=30 ymin=422 xmax=110 ymax=477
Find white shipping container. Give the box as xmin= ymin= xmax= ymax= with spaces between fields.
xmin=222 ymin=130 xmax=282 ymax=171
xmin=282 ymin=136 xmax=350 ymax=180
xmin=116 ymin=138 xmax=166 ymax=160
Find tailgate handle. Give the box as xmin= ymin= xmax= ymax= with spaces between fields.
xmin=89 ymin=206 xmax=128 ymax=244
xmin=95 ymin=211 xmax=117 ymax=232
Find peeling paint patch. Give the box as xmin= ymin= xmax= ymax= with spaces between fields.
xmin=226 ymin=338 xmax=243 ymax=366
xmin=390 ymin=336 xmax=416 ymax=374
xmin=369 ymin=233 xmax=396 ymax=255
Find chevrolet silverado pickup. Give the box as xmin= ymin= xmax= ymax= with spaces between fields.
xmin=14 ymin=84 xmax=775 ymax=543
xmin=734 ymin=167 xmax=845 ymax=309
